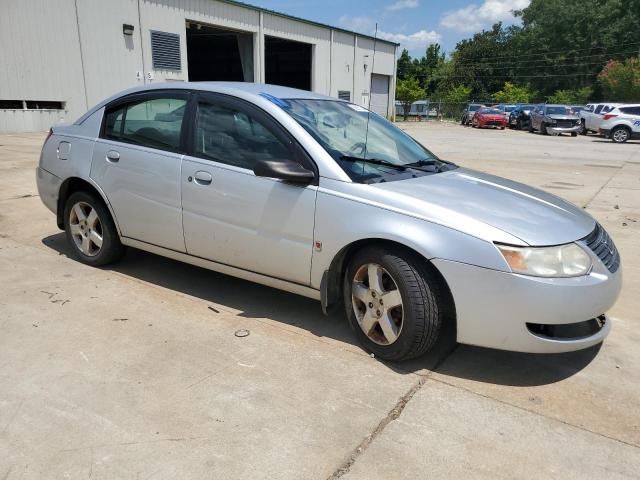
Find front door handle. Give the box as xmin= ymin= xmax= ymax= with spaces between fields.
xmin=106 ymin=150 xmax=120 ymax=163
xmin=193 ymin=170 xmax=212 ymax=185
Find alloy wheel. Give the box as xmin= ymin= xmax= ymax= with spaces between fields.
xmin=351 ymin=263 xmax=404 ymax=346
xmin=612 ymin=128 xmax=629 ymax=143
xmin=69 ymin=201 xmax=103 ymax=257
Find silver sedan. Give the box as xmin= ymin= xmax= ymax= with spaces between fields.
xmin=36 ymin=83 xmax=621 ymax=361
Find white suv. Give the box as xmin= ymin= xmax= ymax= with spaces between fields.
xmin=580 ymin=103 xmax=622 ymax=134
xmin=599 ymin=104 xmax=640 ymax=143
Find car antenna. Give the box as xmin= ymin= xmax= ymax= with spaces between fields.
xmin=362 ymin=22 xmax=378 ymax=174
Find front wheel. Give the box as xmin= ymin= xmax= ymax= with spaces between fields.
xmin=344 ymin=247 xmax=444 ymax=361
xmin=611 ymin=126 xmax=630 ymax=143
xmin=541 ymin=122 xmax=548 ymax=135
xmin=580 ymin=120 xmax=587 ymax=135
xmin=64 ymin=191 xmax=125 ymax=266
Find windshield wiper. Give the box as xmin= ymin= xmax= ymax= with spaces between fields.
xmin=339 ymin=155 xmax=407 ymax=171
xmin=403 ymin=158 xmax=453 ymax=172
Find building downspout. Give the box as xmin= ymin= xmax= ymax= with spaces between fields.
xmin=137 ymin=0 xmax=147 ymax=84
xmin=73 ymin=0 xmax=89 ymax=110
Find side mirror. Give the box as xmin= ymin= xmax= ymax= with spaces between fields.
xmin=253 ymin=159 xmax=315 ymax=184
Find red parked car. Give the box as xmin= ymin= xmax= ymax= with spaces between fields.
xmin=472 ymin=108 xmax=507 ymax=129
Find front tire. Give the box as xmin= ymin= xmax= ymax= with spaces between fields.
xmin=611 ymin=126 xmax=630 ymax=143
xmin=344 ymin=246 xmax=444 ymax=361
xmin=541 ymin=122 xmax=548 ymax=135
xmin=580 ymin=120 xmax=587 ymax=135
xmin=64 ymin=191 xmax=125 ymax=266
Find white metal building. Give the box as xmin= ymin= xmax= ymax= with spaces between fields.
xmin=0 ymin=0 xmax=398 ymax=133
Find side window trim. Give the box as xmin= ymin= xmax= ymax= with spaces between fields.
xmin=187 ymin=91 xmax=318 ymax=179
xmin=100 ymin=89 xmax=191 ymax=154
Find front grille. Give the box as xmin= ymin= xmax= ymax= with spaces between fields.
xmin=583 ymin=224 xmax=620 ymax=273
xmin=556 ymin=120 xmax=576 ymax=128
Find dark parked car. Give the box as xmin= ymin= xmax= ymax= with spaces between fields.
xmin=461 ymin=103 xmax=485 ymax=126
xmin=508 ymin=104 xmax=535 ymax=130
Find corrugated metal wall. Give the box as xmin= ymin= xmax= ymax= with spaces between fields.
xmin=0 ymin=0 xmax=397 ymax=133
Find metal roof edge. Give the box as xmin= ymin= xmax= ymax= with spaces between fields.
xmin=216 ymin=0 xmax=400 ymax=47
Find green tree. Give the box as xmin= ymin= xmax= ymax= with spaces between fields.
xmin=443 ymin=84 xmax=472 ymax=103
xmin=423 ymin=43 xmax=446 ymax=95
xmin=598 ymin=58 xmax=640 ymax=102
xmin=547 ymin=89 xmax=574 ymax=104
xmin=513 ymin=0 xmax=640 ymax=96
xmin=395 ymin=77 xmax=425 ymax=120
xmin=396 ymin=49 xmax=413 ymax=81
xmin=493 ymin=82 xmax=534 ymax=103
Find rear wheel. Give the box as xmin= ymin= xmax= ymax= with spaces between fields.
xmin=611 ymin=126 xmax=630 ymax=143
xmin=344 ymin=246 xmax=445 ymax=361
xmin=64 ymin=191 xmax=125 ymax=266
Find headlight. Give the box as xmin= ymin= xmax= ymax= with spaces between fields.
xmin=496 ymin=243 xmax=592 ymax=277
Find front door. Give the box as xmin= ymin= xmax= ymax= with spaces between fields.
xmin=181 ymin=93 xmax=317 ymax=285
xmin=90 ymin=92 xmax=190 ymax=251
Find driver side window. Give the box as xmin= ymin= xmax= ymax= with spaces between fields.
xmin=193 ymin=101 xmax=293 ymax=170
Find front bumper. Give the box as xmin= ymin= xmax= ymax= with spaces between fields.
xmin=36 ymin=167 xmax=62 ymax=215
xmin=547 ymin=125 xmax=581 ymax=134
xmin=433 ymin=256 xmax=621 ymax=353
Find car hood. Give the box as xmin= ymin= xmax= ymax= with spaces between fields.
xmin=479 ymin=114 xmax=504 ymax=119
xmin=546 ymin=114 xmax=579 ymax=121
xmin=371 ymin=168 xmax=595 ymax=246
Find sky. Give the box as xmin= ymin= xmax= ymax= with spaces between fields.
xmin=243 ymin=0 xmax=531 ymax=58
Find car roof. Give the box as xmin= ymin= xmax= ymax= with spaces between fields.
xmin=75 ymin=82 xmax=338 ymax=124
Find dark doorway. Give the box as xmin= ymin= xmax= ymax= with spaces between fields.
xmin=265 ymin=36 xmax=312 ymax=90
xmin=186 ymin=22 xmax=254 ymax=82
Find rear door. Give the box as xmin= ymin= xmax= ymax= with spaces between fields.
xmin=180 ymin=92 xmax=318 ymax=285
xmin=90 ymin=91 xmax=189 ymax=251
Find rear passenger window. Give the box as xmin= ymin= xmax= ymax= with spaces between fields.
xmin=104 ymin=97 xmax=186 ymax=152
xmin=620 ymin=107 xmax=640 ymax=115
xmin=194 ymin=101 xmax=293 ymax=169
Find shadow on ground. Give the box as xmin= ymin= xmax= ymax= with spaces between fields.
xmin=42 ymin=233 xmax=600 ymax=386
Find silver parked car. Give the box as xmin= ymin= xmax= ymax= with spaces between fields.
xmin=36 ymin=83 xmax=621 ymax=361
xmin=529 ymin=104 xmax=581 ymax=136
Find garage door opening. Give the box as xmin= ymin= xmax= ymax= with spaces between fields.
xmin=370 ymin=74 xmax=390 ymax=118
xmin=265 ymin=36 xmax=311 ymax=90
xmin=186 ymin=22 xmax=254 ymax=82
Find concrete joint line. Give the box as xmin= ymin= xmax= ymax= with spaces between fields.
xmin=431 ymin=377 xmax=640 ymax=450
xmin=327 ymin=376 xmax=428 ymax=479
xmin=327 ymin=345 xmax=459 ymax=479
xmin=582 ymin=162 xmax=626 ymax=209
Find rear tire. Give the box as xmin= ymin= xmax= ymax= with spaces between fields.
xmin=343 ymin=246 xmax=445 ymax=361
xmin=611 ymin=126 xmax=630 ymax=143
xmin=63 ymin=191 xmax=125 ymax=267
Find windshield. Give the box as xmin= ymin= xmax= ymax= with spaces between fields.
xmin=479 ymin=108 xmax=502 ymax=114
xmin=545 ymin=106 xmax=569 ymax=115
xmin=504 ymin=106 xmax=514 ymax=112
xmin=278 ymin=99 xmax=455 ymax=183
xmin=469 ymin=104 xmax=482 ymax=111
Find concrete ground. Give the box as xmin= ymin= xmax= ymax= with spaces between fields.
xmin=0 ymin=124 xmax=639 ymax=479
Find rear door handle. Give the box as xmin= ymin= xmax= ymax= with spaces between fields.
xmin=193 ymin=170 xmax=212 ymax=185
xmin=106 ymin=150 xmax=120 ymax=163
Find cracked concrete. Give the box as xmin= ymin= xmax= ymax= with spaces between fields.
xmin=1 ymin=126 xmax=639 ymax=479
